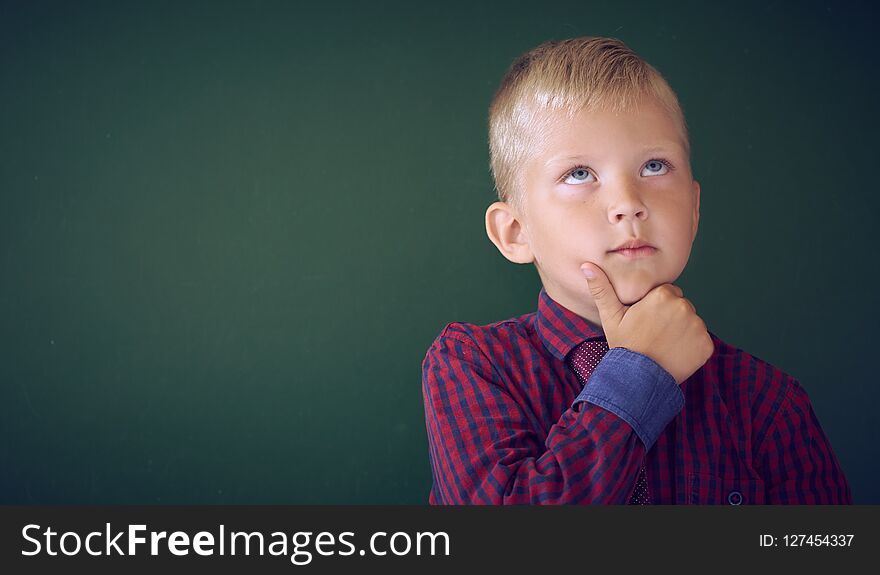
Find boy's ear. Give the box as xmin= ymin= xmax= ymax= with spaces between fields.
xmin=691 ymin=179 xmax=701 ymax=241
xmin=485 ymin=202 xmax=535 ymax=264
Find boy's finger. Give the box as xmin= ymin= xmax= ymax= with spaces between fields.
xmin=580 ymin=263 xmax=626 ymax=329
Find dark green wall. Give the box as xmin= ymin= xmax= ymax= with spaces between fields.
xmin=2 ymin=0 xmax=877 ymax=503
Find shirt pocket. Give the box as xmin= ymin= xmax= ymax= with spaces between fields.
xmin=687 ymin=472 xmax=766 ymax=505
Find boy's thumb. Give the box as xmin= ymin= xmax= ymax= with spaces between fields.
xmin=580 ymin=263 xmax=625 ymax=326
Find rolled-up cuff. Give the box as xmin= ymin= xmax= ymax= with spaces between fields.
xmin=572 ymin=347 xmax=684 ymax=450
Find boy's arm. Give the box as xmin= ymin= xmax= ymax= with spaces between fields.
xmin=756 ymin=377 xmax=853 ymax=504
xmin=422 ymin=329 xmax=682 ymax=504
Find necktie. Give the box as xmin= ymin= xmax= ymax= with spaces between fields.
xmin=568 ymin=338 xmax=653 ymax=505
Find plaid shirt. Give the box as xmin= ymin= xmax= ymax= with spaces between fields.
xmin=422 ymin=287 xmax=852 ymax=504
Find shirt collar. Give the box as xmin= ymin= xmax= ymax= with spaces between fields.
xmin=536 ymin=286 xmax=605 ymax=362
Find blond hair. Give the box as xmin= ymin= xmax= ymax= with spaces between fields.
xmin=488 ymin=37 xmax=690 ymax=214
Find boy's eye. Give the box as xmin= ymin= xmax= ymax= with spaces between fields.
xmin=643 ymin=160 xmax=670 ymax=176
xmin=561 ymin=159 xmax=672 ymax=185
xmin=562 ymin=167 xmax=595 ymax=185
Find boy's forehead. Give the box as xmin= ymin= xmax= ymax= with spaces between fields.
xmin=543 ymin=142 xmax=685 ymax=166
xmin=534 ymin=103 xmax=687 ymax=162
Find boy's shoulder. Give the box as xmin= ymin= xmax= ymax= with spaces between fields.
xmin=706 ymin=330 xmax=799 ymax=384
xmin=427 ymin=309 xmax=537 ymax=351
xmin=704 ymin=330 xmax=810 ymax=417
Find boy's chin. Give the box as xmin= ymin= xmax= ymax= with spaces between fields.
xmin=613 ymin=279 xmax=659 ymax=306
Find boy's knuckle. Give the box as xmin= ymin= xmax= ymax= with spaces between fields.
xmin=660 ymin=285 xmax=677 ymax=298
xmin=702 ymin=333 xmax=713 ymax=349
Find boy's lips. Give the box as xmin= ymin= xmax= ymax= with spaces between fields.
xmin=609 ymin=238 xmax=657 ymax=258
xmin=610 ymin=246 xmax=658 ymax=258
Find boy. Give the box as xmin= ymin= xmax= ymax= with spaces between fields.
xmin=421 ymin=37 xmax=852 ymax=504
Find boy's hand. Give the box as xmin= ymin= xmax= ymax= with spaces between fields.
xmin=580 ymin=263 xmax=714 ymax=385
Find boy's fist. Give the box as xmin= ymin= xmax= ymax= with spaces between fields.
xmin=580 ymin=263 xmax=714 ymax=385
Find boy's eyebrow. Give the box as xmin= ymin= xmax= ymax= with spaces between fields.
xmin=544 ymin=143 xmax=682 ymax=166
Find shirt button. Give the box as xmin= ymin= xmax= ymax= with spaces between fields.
xmin=727 ymin=491 xmax=743 ymax=505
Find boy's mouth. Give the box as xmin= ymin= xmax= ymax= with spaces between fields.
xmin=610 ymin=246 xmax=658 ymax=258
xmin=609 ymin=238 xmax=657 ymax=258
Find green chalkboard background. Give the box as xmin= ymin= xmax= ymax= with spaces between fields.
xmin=2 ymin=0 xmax=878 ymax=504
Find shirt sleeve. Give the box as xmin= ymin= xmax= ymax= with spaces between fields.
xmin=421 ymin=329 xmax=682 ymax=505
xmin=572 ymin=347 xmax=683 ymax=451
xmin=755 ymin=377 xmax=853 ymax=504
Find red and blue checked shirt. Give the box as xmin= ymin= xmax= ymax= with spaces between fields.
xmin=421 ymin=287 xmax=852 ymax=504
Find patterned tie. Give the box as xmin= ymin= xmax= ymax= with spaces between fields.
xmin=568 ymin=338 xmax=653 ymax=505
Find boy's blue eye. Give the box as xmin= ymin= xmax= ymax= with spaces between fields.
xmin=644 ymin=160 xmax=669 ymax=175
xmin=564 ymin=168 xmax=593 ymax=184
xmin=561 ymin=159 xmax=671 ymax=185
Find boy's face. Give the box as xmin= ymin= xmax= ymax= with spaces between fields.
xmin=486 ymin=96 xmax=700 ymax=327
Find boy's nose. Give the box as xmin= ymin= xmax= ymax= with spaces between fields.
xmin=608 ymin=187 xmax=648 ymax=222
